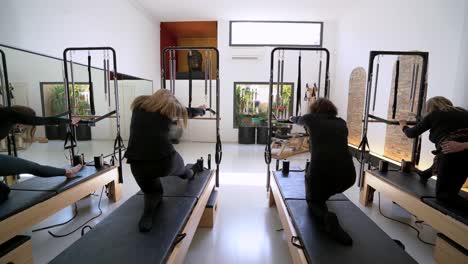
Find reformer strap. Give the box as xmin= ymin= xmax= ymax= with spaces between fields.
xmin=103 ymin=54 xmax=107 ymax=101
xmin=106 ymin=53 xmax=111 ymax=108
xmin=392 ymin=59 xmax=400 ymax=119
xmin=317 ymin=56 xmax=322 ymax=98
xmin=188 ymin=51 xmax=193 ymax=109
xmin=276 ymin=54 xmax=281 ymax=113
xmin=296 ymin=52 xmax=302 ymax=116
xmin=64 ymin=131 xmax=77 ymax=150
xmin=372 ymin=59 xmax=380 ymax=112
xmin=87 ymin=55 xmax=96 ymax=115
xmin=410 ymin=64 xmax=419 ymax=113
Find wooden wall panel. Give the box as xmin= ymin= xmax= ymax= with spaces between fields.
xmin=346 ymin=67 xmax=367 ymax=147
xmin=384 ymin=56 xmax=424 ymax=162
xmin=177 ymin=37 xmax=217 ymax=77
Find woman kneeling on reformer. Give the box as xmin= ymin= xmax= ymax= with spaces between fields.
xmin=291 ymin=98 xmax=356 ymax=246
xmin=125 ymin=89 xmax=206 ymax=232
xmin=400 ymin=96 xmax=468 ymax=207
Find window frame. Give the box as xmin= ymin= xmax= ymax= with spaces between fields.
xmin=229 ymin=20 xmax=324 ymax=47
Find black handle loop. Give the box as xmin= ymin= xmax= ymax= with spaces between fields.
xmin=215 ymin=135 xmax=223 ymax=164
xmin=174 ymin=233 xmax=187 ymax=246
xmin=64 ymin=131 xmax=77 ymax=150
xmin=291 ymin=236 xmax=304 ymax=249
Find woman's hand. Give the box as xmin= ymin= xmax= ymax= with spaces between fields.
xmin=71 ymin=117 xmax=81 ymax=126
xmin=441 ymin=141 xmax=468 ymax=154
xmin=399 ymin=120 xmax=407 ymax=130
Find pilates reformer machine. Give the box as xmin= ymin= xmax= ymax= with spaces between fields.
xmin=357 ymin=51 xmax=468 ymax=264
xmin=162 ymin=46 xmax=222 ymax=187
xmin=0 ymin=47 xmax=124 ymax=263
xmin=47 ymin=47 xmax=222 ymax=264
xmin=63 ymin=47 xmax=125 ymax=183
xmin=265 ymin=47 xmax=330 ymax=190
xmin=265 ymin=49 xmax=417 ymax=263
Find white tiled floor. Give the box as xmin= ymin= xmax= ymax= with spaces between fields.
xmin=15 ymin=141 xmax=436 ymax=264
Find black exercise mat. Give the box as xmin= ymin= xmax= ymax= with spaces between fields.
xmin=0 ymin=190 xmax=55 ymax=221
xmin=286 ymin=200 xmax=417 ymax=264
xmin=367 ymin=169 xmax=436 ymax=198
xmin=273 ymin=171 xmax=348 ymax=201
xmin=0 ymin=235 xmax=30 ymax=257
xmin=422 ymin=197 xmax=468 ymax=225
xmin=137 ymin=168 xmax=212 ymax=199
xmin=51 ymin=195 xmax=196 ymax=264
xmin=10 ymin=165 xmax=113 ymax=193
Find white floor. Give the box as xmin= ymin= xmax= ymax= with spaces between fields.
xmin=14 ymin=140 xmax=437 ymax=264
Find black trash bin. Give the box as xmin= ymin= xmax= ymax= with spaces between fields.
xmin=238 ymin=126 xmax=256 ymax=144
xmin=256 ymin=126 xmax=268 ymax=144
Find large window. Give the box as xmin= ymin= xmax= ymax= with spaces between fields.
xmin=229 ymin=21 xmax=323 ymax=47
xmin=233 ymin=82 xmax=294 ymax=128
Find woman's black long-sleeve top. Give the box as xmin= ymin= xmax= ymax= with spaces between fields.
xmin=124 ymin=107 xmax=205 ymax=162
xmin=291 ymin=113 xmax=350 ymax=161
xmin=0 ymin=107 xmax=69 ymax=140
xmin=402 ymin=109 xmax=468 ymax=144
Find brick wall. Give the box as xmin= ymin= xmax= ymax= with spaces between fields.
xmin=384 ymin=56 xmax=425 ymax=162
xmin=346 ymin=67 xmax=367 ymax=146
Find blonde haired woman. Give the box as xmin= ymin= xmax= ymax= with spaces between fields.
xmin=124 ymin=89 xmax=206 ymax=232
xmin=400 ymin=96 xmax=468 ymax=206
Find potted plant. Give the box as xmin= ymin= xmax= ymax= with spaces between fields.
xmin=46 ymin=84 xmax=92 ymax=140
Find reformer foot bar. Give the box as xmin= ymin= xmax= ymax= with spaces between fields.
xmin=269 ymin=170 xmax=417 ymax=264
xmin=0 ymin=166 xmax=121 ymax=261
xmin=161 ymin=47 xmax=222 ymax=188
xmin=360 ymin=169 xmax=468 ymax=263
xmin=63 ymin=47 xmax=124 ymax=183
xmin=51 ymin=169 xmax=217 ymax=264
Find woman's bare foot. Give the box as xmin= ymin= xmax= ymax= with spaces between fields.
xmin=65 ymin=164 xmax=83 ymax=178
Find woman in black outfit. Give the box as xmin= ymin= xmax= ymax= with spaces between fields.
xmin=0 ymin=105 xmax=82 ymax=204
xmin=400 ymin=96 xmax=468 ymax=206
xmin=291 ymin=98 xmax=356 ymax=246
xmin=125 ymin=89 xmax=206 ymax=232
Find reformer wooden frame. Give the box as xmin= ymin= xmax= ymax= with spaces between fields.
xmin=268 ymin=175 xmax=308 ymax=264
xmin=360 ymin=170 xmax=468 ymax=250
xmin=0 ymin=166 xmax=122 ymax=246
xmin=166 ymin=169 xmax=216 ymax=264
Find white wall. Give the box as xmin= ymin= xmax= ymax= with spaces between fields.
xmin=0 ymin=0 xmax=159 ymax=82
xmin=217 ymin=19 xmax=338 ymax=142
xmin=333 ymin=0 xmax=468 ymax=169
xmin=457 ymin=2 xmax=468 ymax=109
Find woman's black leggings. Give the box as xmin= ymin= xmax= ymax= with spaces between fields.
xmin=305 ymin=158 xmax=356 ymax=219
xmin=436 ymin=151 xmax=468 ymax=204
xmin=130 ymin=152 xmax=192 ymax=196
xmin=0 ymin=154 xmax=66 ymax=177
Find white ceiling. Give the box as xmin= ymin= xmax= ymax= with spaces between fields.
xmin=131 ymin=0 xmax=362 ymax=22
